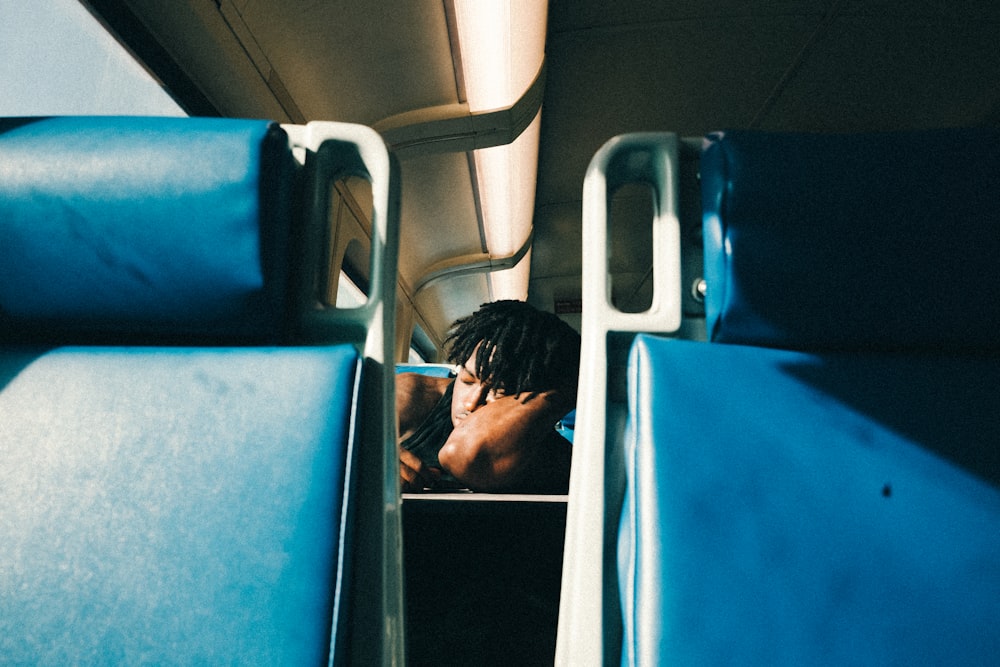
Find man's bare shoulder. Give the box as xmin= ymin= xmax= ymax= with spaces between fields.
xmin=396 ymin=372 xmax=452 ymax=397
xmin=396 ymin=372 xmax=452 ymax=439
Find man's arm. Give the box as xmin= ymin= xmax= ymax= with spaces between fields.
xmin=396 ymin=372 xmax=449 ymax=440
xmin=395 ymin=373 xmax=450 ymax=492
xmin=399 ymin=447 xmax=441 ymax=492
xmin=437 ymin=390 xmax=572 ymax=493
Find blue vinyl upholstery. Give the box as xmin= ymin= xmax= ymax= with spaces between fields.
xmin=1 ymin=345 xmax=360 ymax=664
xmin=395 ymin=362 xmax=456 ymax=378
xmin=0 ymin=117 xmax=399 ymax=665
xmin=616 ymin=129 xmax=1000 ymax=665
xmin=0 ymin=117 xmax=294 ymax=342
xmin=621 ymin=336 xmax=1000 ymax=665
xmin=701 ymin=128 xmax=1000 ymax=351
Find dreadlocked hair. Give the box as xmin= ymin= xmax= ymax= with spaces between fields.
xmin=444 ymin=300 xmax=581 ymax=398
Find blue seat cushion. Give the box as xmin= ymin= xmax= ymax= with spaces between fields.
xmin=0 ymin=344 xmax=360 ymax=664
xmin=0 ymin=117 xmax=295 ymax=343
xmin=395 ymin=363 xmax=455 ymax=378
xmin=619 ymin=334 xmax=1000 ymax=665
xmin=701 ymin=129 xmax=1000 ymax=351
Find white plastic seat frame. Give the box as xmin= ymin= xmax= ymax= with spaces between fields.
xmin=287 ymin=121 xmax=405 ymax=666
xmin=556 ymin=133 xmax=682 ymax=666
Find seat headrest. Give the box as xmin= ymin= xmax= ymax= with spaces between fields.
xmin=0 ymin=117 xmax=295 ymax=344
xmin=701 ymin=128 xmax=1000 ymax=352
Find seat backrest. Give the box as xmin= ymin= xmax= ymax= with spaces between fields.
xmin=701 ymin=128 xmax=1000 ymax=352
xmin=0 ymin=117 xmax=403 ymax=665
xmin=558 ymin=129 xmax=1000 ymax=666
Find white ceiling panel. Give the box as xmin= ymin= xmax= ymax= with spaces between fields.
xmin=236 ymin=0 xmax=460 ymax=124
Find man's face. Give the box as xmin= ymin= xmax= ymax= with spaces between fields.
xmin=450 ymin=353 xmax=507 ymax=428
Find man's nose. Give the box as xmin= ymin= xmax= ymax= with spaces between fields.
xmin=463 ymin=383 xmax=490 ymax=412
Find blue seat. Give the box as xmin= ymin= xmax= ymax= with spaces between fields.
xmin=558 ymin=129 xmax=1000 ymax=665
xmin=0 ymin=117 xmax=403 ymax=664
xmin=395 ymin=362 xmax=456 ymax=378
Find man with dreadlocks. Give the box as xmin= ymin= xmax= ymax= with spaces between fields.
xmin=397 ymin=300 xmax=581 ymax=494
